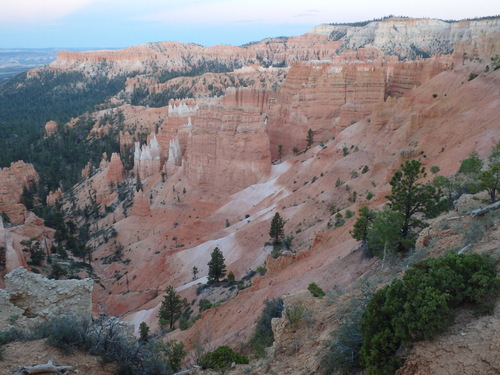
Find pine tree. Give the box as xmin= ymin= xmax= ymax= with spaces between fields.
xmin=479 ymin=141 xmax=500 ymax=203
xmin=306 ymin=128 xmax=314 ymax=149
xmin=350 ymin=206 xmax=376 ymax=245
xmin=158 ymin=285 xmax=183 ymax=329
xmin=208 ymin=247 xmax=226 ymax=283
xmin=269 ymin=212 xmax=285 ymax=244
xmin=386 ymin=160 xmax=443 ymax=252
xmin=136 ymin=175 xmax=143 ymax=192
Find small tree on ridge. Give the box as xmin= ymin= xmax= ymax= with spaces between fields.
xmin=208 ymin=247 xmax=226 ymax=283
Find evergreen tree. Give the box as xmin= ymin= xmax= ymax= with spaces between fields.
xmin=158 ymin=285 xmax=183 ymax=329
xmin=21 ymin=238 xmax=46 ymax=265
xmin=139 ymin=322 xmax=150 ymax=342
xmin=459 ymin=150 xmax=483 ymax=175
xmin=136 ymin=175 xmax=143 ymax=192
xmin=350 ymin=206 xmax=376 ymax=245
xmin=306 ymin=128 xmax=314 ymax=149
xmin=208 ymin=247 xmax=226 ymax=283
xmin=386 ymin=160 xmax=443 ymax=252
xmin=479 ymin=141 xmax=500 ymax=203
xmin=269 ymin=212 xmax=285 ymax=244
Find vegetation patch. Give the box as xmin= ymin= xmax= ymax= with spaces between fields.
xmin=250 ymin=298 xmax=284 ymax=357
xmin=359 ymin=253 xmax=500 ymax=375
xmin=199 ymin=345 xmax=249 ymax=370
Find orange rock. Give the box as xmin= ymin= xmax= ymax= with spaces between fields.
xmin=44 ymin=120 xmax=58 ymax=137
xmin=46 ymin=188 xmax=63 ymax=206
xmin=106 ymin=153 xmax=124 ymax=184
xmin=0 ymin=161 xmax=38 ymax=225
xmin=131 ymin=191 xmax=151 ymax=216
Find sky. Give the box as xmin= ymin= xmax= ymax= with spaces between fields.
xmin=0 ymin=0 xmax=498 ymax=49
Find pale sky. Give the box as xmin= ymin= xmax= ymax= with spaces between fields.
xmin=0 ymin=0 xmax=498 ymax=49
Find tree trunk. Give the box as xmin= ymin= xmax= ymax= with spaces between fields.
xmin=14 ymin=359 xmax=73 ymax=374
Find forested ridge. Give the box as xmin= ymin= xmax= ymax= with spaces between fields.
xmin=0 ymin=70 xmax=127 ymax=193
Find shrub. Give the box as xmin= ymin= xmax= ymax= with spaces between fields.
xmin=308 ymin=282 xmax=325 ymax=298
xmin=360 ymin=253 xmax=500 ymax=375
xmin=0 ymin=328 xmax=25 ymax=360
xmin=250 ymin=298 xmax=284 ymax=357
xmin=32 ymin=315 xmax=179 ymax=374
xmin=468 ymin=72 xmax=478 ymax=81
xmin=256 ymin=265 xmax=267 ymax=276
xmin=285 ymin=303 xmax=306 ymax=328
xmin=199 ymin=345 xmax=249 ymax=370
xmin=33 ymin=315 xmax=90 ymax=354
xmin=324 ymin=320 xmax=364 ymax=374
xmin=199 ymin=299 xmax=213 ymax=312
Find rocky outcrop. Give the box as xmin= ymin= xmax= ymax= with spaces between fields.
xmin=267 ymin=57 xmax=448 ymax=158
xmin=81 ymin=162 xmax=92 ymax=178
xmin=106 ymin=153 xmax=125 ymax=184
xmin=184 ymin=104 xmax=271 ymax=196
xmin=131 ymin=191 xmax=151 ymax=216
xmin=0 ymin=162 xmax=39 ymax=225
xmin=44 ymin=120 xmax=58 ymax=137
xmin=46 ymin=188 xmax=63 ymax=206
xmin=134 ymin=135 xmax=162 ymax=180
xmin=0 ymin=267 xmax=93 ymax=330
xmin=310 ymin=17 xmax=500 ymax=59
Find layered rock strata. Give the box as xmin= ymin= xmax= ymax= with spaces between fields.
xmin=0 ymin=267 xmax=93 ymax=330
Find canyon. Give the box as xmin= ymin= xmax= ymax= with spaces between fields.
xmin=1 ymin=16 xmax=500 ymax=374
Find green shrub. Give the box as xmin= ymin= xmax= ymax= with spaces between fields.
xmin=285 ymin=303 xmax=306 ymax=328
xmin=199 ymin=299 xmax=213 ymax=312
xmin=308 ymin=282 xmax=325 ymax=298
xmin=324 ymin=320 xmax=364 ymax=374
xmin=33 ymin=315 xmax=90 ymax=354
xmin=256 ymin=265 xmax=267 ymax=276
xmin=199 ymin=345 xmax=249 ymax=370
xmin=360 ymin=253 xmax=500 ymax=375
xmin=0 ymin=328 xmax=25 ymax=360
xmin=468 ymin=72 xmax=478 ymax=81
xmin=250 ymin=298 xmax=284 ymax=357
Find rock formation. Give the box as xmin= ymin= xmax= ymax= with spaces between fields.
xmin=46 ymin=188 xmax=63 ymax=206
xmin=106 ymin=153 xmax=125 ymax=184
xmin=44 ymin=120 xmax=58 ymax=137
xmin=184 ymin=104 xmax=271 ymax=196
xmin=0 ymin=161 xmax=39 ymax=225
xmin=131 ymin=191 xmax=151 ymax=216
xmin=0 ymin=267 xmax=93 ymax=330
xmin=134 ymin=135 xmax=162 ymax=180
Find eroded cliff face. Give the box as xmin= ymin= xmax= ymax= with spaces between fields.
xmin=0 ymin=161 xmax=39 ymax=225
xmin=184 ymin=104 xmax=271 ymax=197
xmin=266 ymin=55 xmax=449 ymax=158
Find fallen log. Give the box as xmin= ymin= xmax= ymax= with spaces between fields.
xmin=14 ymin=359 xmax=73 ymax=375
xmin=471 ymin=201 xmax=500 ymax=217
